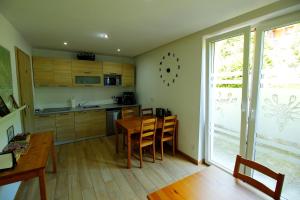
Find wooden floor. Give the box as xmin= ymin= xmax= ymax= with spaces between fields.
xmin=15 ymin=135 xmax=206 ymax=200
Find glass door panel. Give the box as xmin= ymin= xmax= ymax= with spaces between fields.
xmin=207 ymin=29 xmax=250 ymax=171
xmin=252 ymin=23 xmax=300 ymax=200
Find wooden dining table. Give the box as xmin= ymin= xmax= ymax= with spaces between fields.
xmin=0 ymin=132 xmax=56 ymax=200
xmin=115 ymin=117 xmax=178 ymax=168
xmin=147 ymin=165 xmax=271 ymax=200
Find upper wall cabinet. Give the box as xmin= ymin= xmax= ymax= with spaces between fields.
xmin=33 ymin=57 xmax=73 ymax=87
xmin=53 ymin=59 xmax=72 ymax=87
xmin=33 ymin=57 xmax=55 ymax=87
xmin=122 ymin=64 xmax=135 ymax=87
xmin=103 ymin=62 xmax=122 ymax=74
xmin=32 ymin=57 xmax=135 ymax=88
xmin=71 ymin=60 xmax=103 ymax=87
xmin=71 ymin=60 xmax=102 ymax=74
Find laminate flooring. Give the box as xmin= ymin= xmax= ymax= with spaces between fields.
xmin=15 ymin=136 xmax=206 ymax=200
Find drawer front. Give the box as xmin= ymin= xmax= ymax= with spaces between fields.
xmin=56 ymin=113 xmax=74 ymax=127
xmin=56 ymin=127 xmax=75 ymax=141
xmin=34 ymin=115 xmax=56 ymax=131
xmin=75 ymin=125 xmax=97 ymax=138
xmin=75 ymin=110 xmax=106 ymax=138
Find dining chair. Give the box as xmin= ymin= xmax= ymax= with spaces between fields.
xmin=158 ymin=115 xmax=177 ymax=160
xmin=121 ymin=108 xmax=137 ymax=149
xmin=137 ymin=118 xmax=157 ymax=168
xmin=141 ymin=108 xmax=153 ymax=117
xmin=233 ymin=155 xmax=285 ymax=200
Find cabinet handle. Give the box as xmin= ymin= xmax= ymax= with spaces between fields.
xmin=58 ymin=113 xmax=69 ymax=116
xmin=39 ymin=115 xmax=51 ymax=118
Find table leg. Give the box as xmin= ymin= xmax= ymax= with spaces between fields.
xmin=127 ymin=132 xmax=131 ymax=169
xmin=51 ymin=140 xmax=57 ymax=173
xmin=115 ymin=121 xmax=119 ymax=153
xmin=38 ymin=169 xmax=47 ymax=200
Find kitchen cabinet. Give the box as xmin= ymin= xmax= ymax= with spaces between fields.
xmin=33 ymin=57 xmax=55 ymax=86
xmin=75 ymin=110 xmax=106 ymax=138
xmin=103 ymin=62 xmax=122 ymax=74
xmin=53 ymin=59 xmax=72 ymax=87
xmin=33 ymin=57 xmax=72 ymax=87
xmin=55 ymin=112 xmax=75 ymax=141
xmin=34 ymin=114 xmax=56 ymax=138
xmin=72 ymin=60 xmax=103 ymax=87
xmin=122 ymin=64 xmax=135 ymax=87
xmin=32 ymin=57 xmax=135 ymax=88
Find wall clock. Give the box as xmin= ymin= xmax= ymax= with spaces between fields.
xmin=159 ymin=52 xmax=181 ymax=87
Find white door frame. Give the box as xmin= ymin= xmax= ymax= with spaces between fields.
xmin=246 ymin=12 xmax=300 ymax=167
xmin=205 ymin=26 xmax=251 ymax=171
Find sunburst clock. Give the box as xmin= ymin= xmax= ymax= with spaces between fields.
xmin=159 ymin=52 xmax=181 ymax=86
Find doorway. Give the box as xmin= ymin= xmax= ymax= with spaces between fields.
xmin=205 ymin=13 xmax=300 ymax=200
xmin=15 ymin=48 xmax=34 ymax=132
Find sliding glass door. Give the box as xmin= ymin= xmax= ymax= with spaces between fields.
xmin=206 ymin=27 xmax=250 ymax=171
xmin=206 ymin=13 xmax=300 ymax=200
xmin=248 ymin=20 xmax=300 ymax=200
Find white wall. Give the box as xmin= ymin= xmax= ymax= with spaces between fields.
xmin=135 ymin=1 xmax=300 ymax=161
xmin=136 ymin=36 xmax=202 ymax=159
xmin=0 ymin=13 xmax=32 ymax=200
xmin=32 ymin=49 xmax=135 ymax=109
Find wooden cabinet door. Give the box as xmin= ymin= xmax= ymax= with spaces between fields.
xmin=71 ymin=60 xmax=102 ymax=74
xmin=72 ymin=60 xmax=103 ymax=87
xmin=75 ymin=110 xmax=106 ymax=138
xmin=34 ymin=115 xmax=56 ymax=138
xmin=103 ymin=62 xmax=122 ymax=74
xmin=122 ymin=64 xmax=135 ymax=87
xmin=56 ymin=112 xmax=75 ymax=141
xmin=32 ymin=57 xmax=55 ymax=86
xmin=53 ymin=59 xmax=72 ymax=87
xmin=89 ymin=110 xmax=106 ymax=136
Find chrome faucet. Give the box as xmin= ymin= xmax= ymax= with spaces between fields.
xmin=78 ymin=101 xmax=89 ymax=107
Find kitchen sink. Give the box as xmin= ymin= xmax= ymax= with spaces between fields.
xmin=81 ymin=105 xmax=100 ymax=109
xmin=43 ymin=107 xmax=72 ymax=112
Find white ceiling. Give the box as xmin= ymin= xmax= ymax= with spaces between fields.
xmin=0 ymin=0 xmax=278 ymax=57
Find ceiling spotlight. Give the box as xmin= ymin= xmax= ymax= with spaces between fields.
xmin=63 ymin=42 xmax=68 ymax=45
xmin=117 ymin=48 xmax=121 ymax=52
xmin=98 ymin=33 xmax=109 ymax=39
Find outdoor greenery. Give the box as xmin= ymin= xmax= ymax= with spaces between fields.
xmin=214 ymin=23 xmax=300 ymax=88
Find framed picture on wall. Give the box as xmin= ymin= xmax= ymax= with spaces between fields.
xmin=0 ymin=95 xmax=10 ymax=117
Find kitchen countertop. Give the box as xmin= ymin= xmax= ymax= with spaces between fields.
xmin=34 ymin=104 xmax=139 ymax=116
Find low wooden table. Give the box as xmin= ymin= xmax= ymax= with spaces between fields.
xmin=0 ymin=132 xmax=57 ymax=200
xmin=147 ymin=166 xmax=271 ymax=200
xmin=115 ymin=117 xmax=179 ymax=169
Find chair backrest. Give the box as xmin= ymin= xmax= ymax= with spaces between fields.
xmin=122 ymin=108 xmax=136 ymax=119
xmin=162 ymin=115 xmax=177 ymax=138
xmin=233 ymin=155 xmax=284 ymax=200
xmin=140 ymin=118 xmax=157 ymax=143
xmin=141 ymin=108 xmax=153 ymax=117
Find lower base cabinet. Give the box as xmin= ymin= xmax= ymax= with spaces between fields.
xmin=56 ymin=112 xmax=75 ymax=141
xmin=34 ymin=115 xmax=56 ymax=138
xmin=75 ymin=110 xmax=106 ymax=139
xmin=34 ymin=109 xmax=106 ymax=142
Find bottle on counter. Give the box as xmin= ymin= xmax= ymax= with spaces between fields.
xmin=70 ymin=98 xmax=76 ymax=108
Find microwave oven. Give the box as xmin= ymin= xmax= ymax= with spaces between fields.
xmin=104 ymin=74 xmax=122 ymax=86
